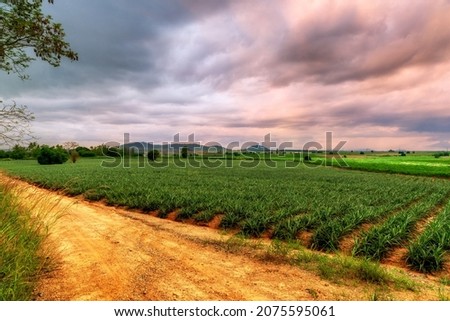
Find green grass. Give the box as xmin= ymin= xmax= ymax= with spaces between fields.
xmin=440 ymin=277 xmax=450 ymax=286
xmin=0 ymin=183 xmax=45 ymax=300
xmin=208 ymin=236 xmax=416 ymax=291
xmin=294 ymin=249 xmax=409 ymax=288
xmin=324 ymin=154 xmax=450 ymax=177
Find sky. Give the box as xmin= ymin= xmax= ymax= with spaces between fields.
xmin=1 ymin=0 xmax=450 ymax=150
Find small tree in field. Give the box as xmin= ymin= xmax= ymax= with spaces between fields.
xmin=181 ymin=146 xmax=188 ymax=159
xmin=63 ymin=142 xmax=79 ymax=163
xmin=69 ymin=150 xmax=79 ymax=163
xmin=147 ymin=150 xmax=160 ymax=161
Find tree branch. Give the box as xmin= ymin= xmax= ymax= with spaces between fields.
xmin=0 ymin=101 xmax=35 ymax=146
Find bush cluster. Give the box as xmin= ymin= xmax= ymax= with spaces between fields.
xmin=434 ymin=152 xmax=449 ymax=159
xmin=147 ymin=150 xmax=160 ymax=161
xmin=37 ymin=146 xmax=69 ymax=165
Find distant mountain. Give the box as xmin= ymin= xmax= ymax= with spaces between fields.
xmin=121 ymin=142 xmax=154 ymax=152
xmin=121 ymin=142 xmax=228 ymax=154
xmin=242 ymin=144 xmax=270 ymax=152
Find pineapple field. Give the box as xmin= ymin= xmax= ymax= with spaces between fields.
xmin=1 ymin=156 xmax=450 ymax=273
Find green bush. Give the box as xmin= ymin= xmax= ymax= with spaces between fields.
xmin=181 ymin=147 xmax=188 ymax=159
xmin=434 ymin=152 xmax=449 ymax=159
xmin=0 ymin=150 xmax=10 ymax=158
xmin=147 ymin=150 xmax=160 ymax=161
xmin=37 ymin=146 xmax=69 ymax=165
xmin=76 ymin=146 xmax=96 ymax=157
xmin=10 ymin=145 xmax=26 ymax=160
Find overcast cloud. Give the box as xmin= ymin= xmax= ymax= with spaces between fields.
xmin=1 ymin=0 xmax=450 ymax=150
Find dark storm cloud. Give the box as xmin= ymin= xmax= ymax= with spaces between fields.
xmin=270 ymin=1 xmax=450 ymax=86
xmin=403 ymin=117 xmax=450 ymax=133
xmin=1 ymin=0 xmax=233 ymax=95
xmin=324 ymin=104 xmax=450 ymax=135
xmin=4 ymin=0 xmax=450 ymax=93
xmin=149 ymin=1 xmax=450 ymax=92
xmin=2 ymin=0 xmax=450 ymax=150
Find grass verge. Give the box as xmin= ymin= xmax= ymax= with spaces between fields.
xmin=0 ymin=182 xmax=45 ymax=300
xmin=0 ymin=179 xmax=63 ymax=301
xmin=203 ymin=236 xmax=419 ymax=295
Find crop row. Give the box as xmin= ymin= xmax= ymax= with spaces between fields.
xmin=352 ymin=191 xmax=448 ymax=260
xmin=406 ymin=199 xmax=450 ymax=272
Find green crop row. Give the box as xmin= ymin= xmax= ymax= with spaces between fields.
xmin=352 ymin=191 xmax=448 ymax=260
xmin=406 ymin=199 xmax=450 ymax=272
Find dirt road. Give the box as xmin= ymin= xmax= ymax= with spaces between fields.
xmin=5 ymin=176 xmax=442 ymax=301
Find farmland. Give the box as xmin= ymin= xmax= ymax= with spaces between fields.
xmin=1 ymin=155 xmax=450 ymax=274
xmin=321 ymin=153 xmax=450 ymax=177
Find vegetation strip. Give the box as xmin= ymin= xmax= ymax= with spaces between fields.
xmin=352 ymin=191 xmax=449 ymax=261
xmin=406 ymin=198 xmax=450 ymax=272
xmin=0 ymin=183 xmax=44 ymax=300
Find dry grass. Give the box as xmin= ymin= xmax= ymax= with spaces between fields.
xmin=0 ymin=177 xmax=68 ymax=300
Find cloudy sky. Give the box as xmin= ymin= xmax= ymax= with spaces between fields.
xmin=2 ymin=0 xmax=450 ymax=150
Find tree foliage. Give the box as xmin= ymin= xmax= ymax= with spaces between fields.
xmin=9 ymin=144 xmax=26 ymax=159
xmin=75 ymin=146 xmax=96 ymax=157
xmin=0 ymin=0 xmax=78 ymax=79
xmin=181 ymin=146 xmax=188 ymax=159
xmin=0 ymin=1 xmax=77 ymax=146
xmin=147 ymin=149 xmax=160 ymax=161
xmin=37 ymin=145 xmax=68 ymax=164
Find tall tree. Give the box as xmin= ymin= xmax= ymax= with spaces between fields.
xmin=0 ymin=0 xmax=78 ymax=79
xmin=0 ymin=0 xmax=77 ymax=145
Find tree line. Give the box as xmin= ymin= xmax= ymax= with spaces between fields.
xmin=0 ymin=143 xmax=114 ymax=164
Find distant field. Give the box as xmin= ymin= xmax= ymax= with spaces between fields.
xmin=322 ymin=153 xmax=450 ymax=177
xmin=1 ymin=157 xmax=450 ymax=272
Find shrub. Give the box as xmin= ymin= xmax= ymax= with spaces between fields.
xmin=79 ymin=150 xmax=96 ymax=157
xmin=100 ymin=145 xmax=120 ymax=157
xmin=69 ymin=150 xmax=79 ymax=163
xmin=181 ymin=147 xmax=188 ymax=159
xmin=37 ymin=146 xmax=69 ymax=165
xmin=10 ymin=145 xmax=26 ymax=160
xmin=434 ymin=152 xmax=449 ymax=158
xmin=147 ymin=150 xmax=160 ymax=161
xmin=76 ymin=146 xmax=96 ymax=157
xmin=0 ymin=150 xmax=10 ymax=159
